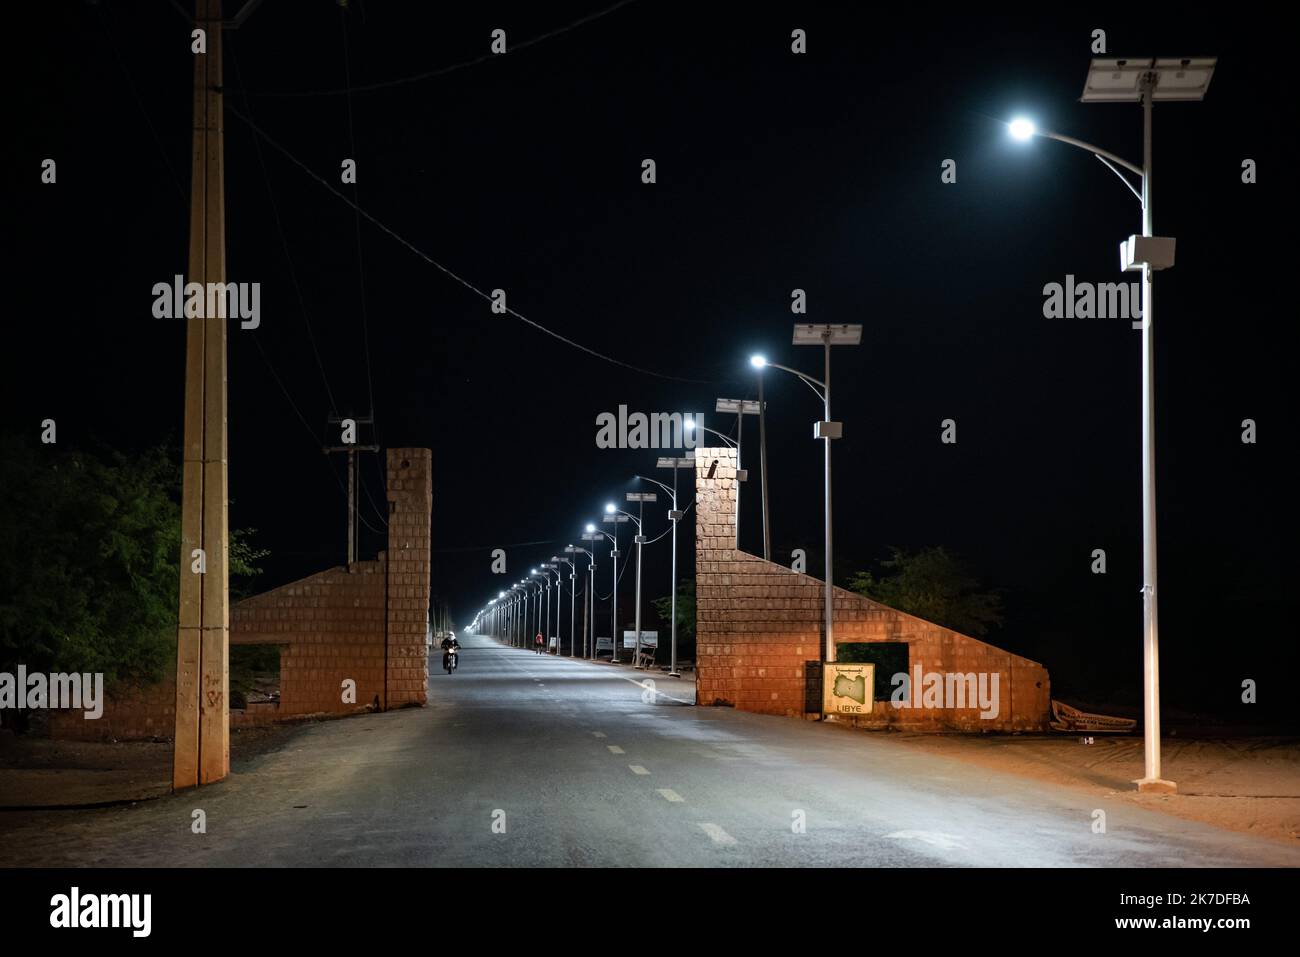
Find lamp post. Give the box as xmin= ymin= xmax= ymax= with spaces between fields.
xmin=1006 ymin=57 xmax=1213 ymax=793
xmin=752 ymin=323 xmax=861 ymax=667
xmin=529 ymin=571 xmax=547 ymax=645
xmin=554 ymin=555 xmax=577 ymax=656
xmin=582 ymin=531 xmax=605 ymax=657
xmin=620 ymin=494 xmax=657 ymax=668
xmin=714 ymin=398 xmax=762 ymax=553
xmin=642 ymin=454 xmax=694 ymax=677
xmin=566 ymin=544 xmax=594 ymax=657
xmin=540 ymin=565 xmax=559 ymax=654
xmin=599 ymin=511 xmax=629 ymax=661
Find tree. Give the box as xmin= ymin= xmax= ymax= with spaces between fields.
xmin=652 ymin=578 xmax=695 ymax=640
xmin=848 ymin=546 xmax=1003 ymax=637
xmin=0 ymin=435 xmax=266 ymax=691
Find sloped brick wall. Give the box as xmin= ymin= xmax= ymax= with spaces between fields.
xmin=693 ymin=447 xmax=1050 ymax=731
xmin=231 ymin=560 xmax=387 ymax=716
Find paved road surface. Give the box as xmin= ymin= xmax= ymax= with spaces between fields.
xmin=2 ymin=631 xmax=1296 ymax=867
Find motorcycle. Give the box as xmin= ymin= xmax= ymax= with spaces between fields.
xmin=442 ymin=646 xmax=458 ymax=673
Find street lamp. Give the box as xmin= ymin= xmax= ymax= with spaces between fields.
xmin=553 ymin=554 xmax=577 ymax=657
xmin=582 ymin=530 xmax=606 ymax=658
xmin=715 ymin=397 xmax=763 ymax=555
xmin=599 ymin=511 xmax=630 ymax=661
xmin=1005 ymin=56 xmax=1214 ymax=794
xmin=541 ymin=564 xmax=560 ymax=654
xmin=529 ymin=569 xmax=548 ymax=645
xmin=642 ymin=454 xmax=694 ymax=677
xmin=622 ymin=492 xmax=657 ymax=667
xmin=566 ymin=544 xmax=594 ymax=658
xmin=752 ymin=324 xmax=862 ymax=668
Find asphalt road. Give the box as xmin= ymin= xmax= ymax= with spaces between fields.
xmin=1 ymin=630 xmax=1296 ymax=867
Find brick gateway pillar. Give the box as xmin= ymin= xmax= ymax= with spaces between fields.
xmin=384 ymin=448 xmax=431 ymax=709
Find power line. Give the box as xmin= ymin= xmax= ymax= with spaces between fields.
xmin=234 ymin=1 xmax=638 ymax=98
xmin=339 ymin=5 xmax=379 ymax=430
xmin=230 ymin=39 xmax=342 ymax=416
xmin=96 ymin=4 xmax=186 ymax=201
xmin=224 ymin=102 xmax=721 ymax=386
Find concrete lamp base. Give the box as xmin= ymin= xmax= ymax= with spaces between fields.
xmin=1134 ymin=778 xmax=1178 ymax=794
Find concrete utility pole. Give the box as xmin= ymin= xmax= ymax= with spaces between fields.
xmin=174 ymin=0 xmax=228 ymax=790
xmin=323 ymin=414 xmax=379 ymax=565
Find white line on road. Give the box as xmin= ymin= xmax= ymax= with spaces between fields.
xmin=698 ymin=823 xmax=737 ymax=845
xmin=618 ymin=676 xmax=692 ymax=705
xmin=592 ymin=732 xmax=607 ymax=738
xmin=629 ymin=765 xmax=650 ymax=775
xmin=607 ymin=745 xmax=625 ymax=754
xmin=656 ymin=788 xmax=684 ymax=803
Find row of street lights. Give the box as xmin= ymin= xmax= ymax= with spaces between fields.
xmin=473 ymin=55 xmax=1206 ymax=793
xmin=470 ymin=457 xmax=692 ymax=677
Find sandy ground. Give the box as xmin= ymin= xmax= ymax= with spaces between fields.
xmin=885 ymin=732 xmax=1300 ymax=845
xmin=0 ymin=723 xmax=306 ymax=808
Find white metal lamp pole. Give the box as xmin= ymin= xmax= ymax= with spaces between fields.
xmin=1006 ymin=56 xmax=1213 ymax=792
xmin=751 ymin=324 xmax=859 ymax=666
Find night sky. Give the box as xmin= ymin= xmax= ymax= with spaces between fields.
xmin=6 ymin=2 xmax=1296 ymax=722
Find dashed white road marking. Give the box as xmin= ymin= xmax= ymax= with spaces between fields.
xmin=592 ymin=731 xmax=607 ymax=739
xmin=629 ymin=765 xmax=650 ymax=775
xmin=656 ymin=788 xmax=684 ymax=803
xmin=698 ymin=823 xmax=737 ymax=845
xmin=607 ymin=745 xmax=625 ymax=754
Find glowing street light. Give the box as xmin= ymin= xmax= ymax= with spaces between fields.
xmin=1008 ymin=117 xmax=1036 ymax=140
xmin=1004 ymin=56 xmax=1216 ymax=794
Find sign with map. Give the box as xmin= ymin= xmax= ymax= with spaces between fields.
xmin=823 ymin=662 xmax=875 ymax=715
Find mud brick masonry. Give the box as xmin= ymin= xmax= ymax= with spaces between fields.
xmin=693 ymin=447 xmax=1050 ymax=731
xmin=50 ymin=448 xmax=431 ymax=741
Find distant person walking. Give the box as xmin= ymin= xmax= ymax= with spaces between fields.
xmin=535 ymin=632 xmax=545 ymax=655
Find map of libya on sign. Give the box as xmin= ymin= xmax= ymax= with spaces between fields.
xmin=833 ymin=673 xmax=867 ymax=704
xmin=824 ymin=663 xmax=874 ymax=715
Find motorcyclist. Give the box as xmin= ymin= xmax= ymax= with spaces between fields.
xmin=440 ymin=634 xmax=461 ymax=672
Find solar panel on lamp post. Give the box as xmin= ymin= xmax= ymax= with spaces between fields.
xmin=1006 ymin=56 xmax=1214 ymax=795
xmin=752 ymin=323 xmax=861 ymax=676
xmin=646 ymin=454 xmax=694 ymax=677
xmin=715 ymin=397 xmax=763 ymax=555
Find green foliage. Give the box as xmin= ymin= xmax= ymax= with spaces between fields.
xmin=652 ymin=578 xmax=695 ymax=639
xmin=848 ymin=546 xmax=1003 ymax=637
xmin=0 ymin=435 xmax=268 ymax=688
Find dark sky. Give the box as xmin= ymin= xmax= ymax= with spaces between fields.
xmin=6 ymin=2 xmax=1296 ymax=720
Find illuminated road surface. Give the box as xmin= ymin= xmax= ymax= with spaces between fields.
xmin=2 ymin=630 xmax=1295 ymax=867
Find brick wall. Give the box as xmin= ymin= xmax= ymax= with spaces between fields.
xmin=693 ymin=447 xmax=1050 ymax=731
xmin=49 ymin=447 xmax=432 ymax=741
xmin=231 ymin=560 xmax=387 ymax=716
